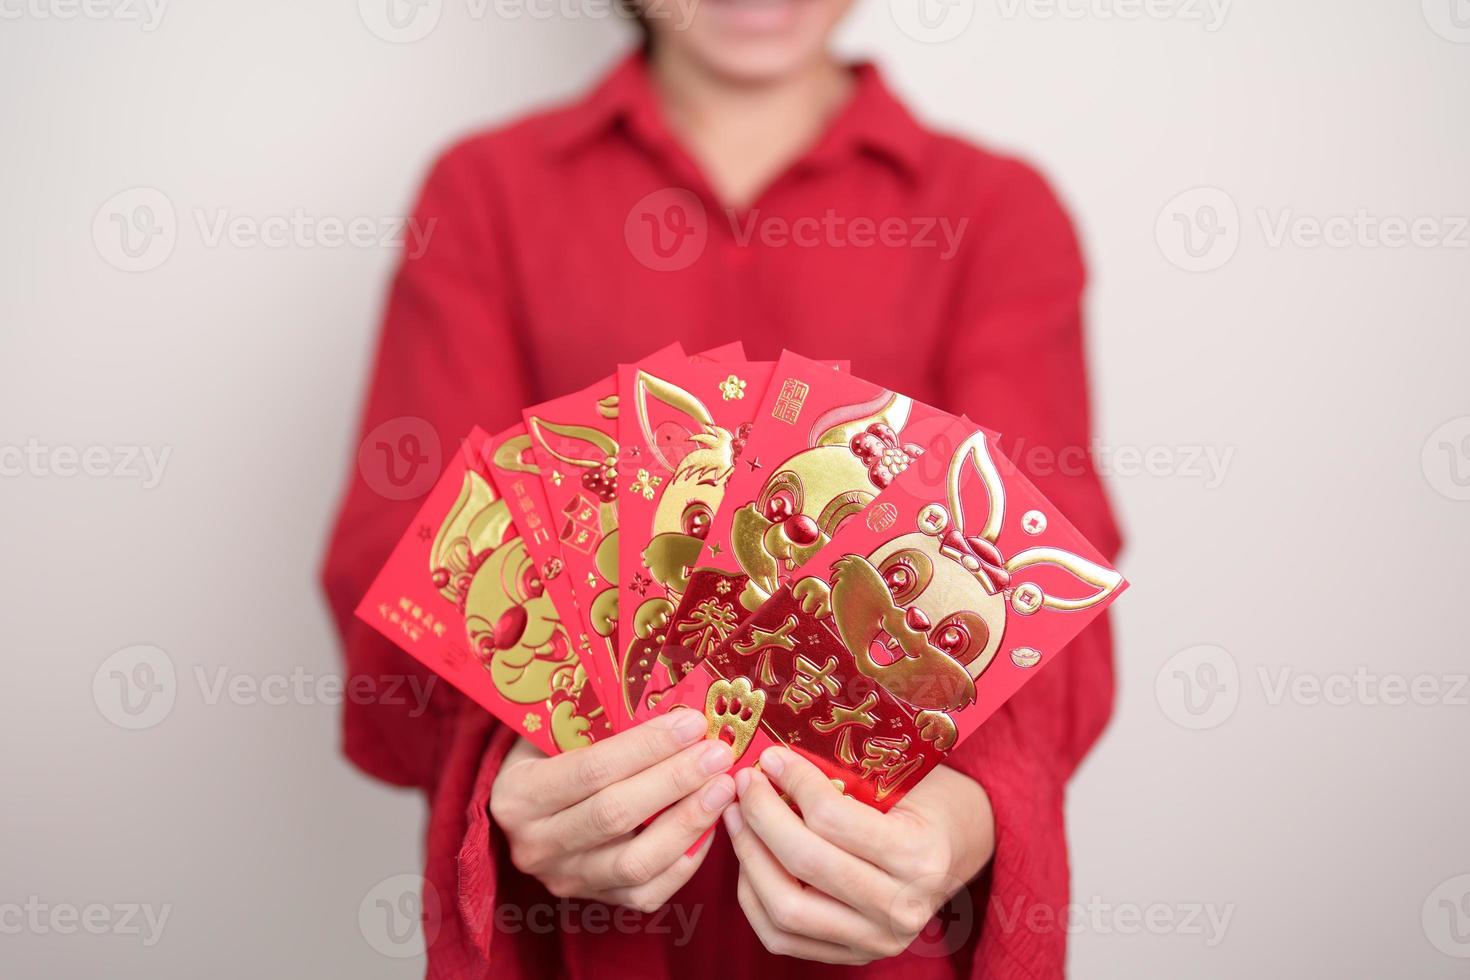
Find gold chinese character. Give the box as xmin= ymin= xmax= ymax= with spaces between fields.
xmin=814 ymin=693 xmax=879 ymax=764
xmin=770 ymin=378 xmax=810 ymax=425
xmin=781 ymin=655 xmax=840 ymax=713
xmin=733 ymin=614 xmax=799 ymax=688
xmin=675 ymin=598 xmax=740 ymax=658
xmin=858 ymin=735 xmax=923 ymax=802
xmin=732 ymin=614 xmax=798 ymax=657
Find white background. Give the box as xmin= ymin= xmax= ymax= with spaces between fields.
xmin=2 ymin=0 xmax=1468 ymax=976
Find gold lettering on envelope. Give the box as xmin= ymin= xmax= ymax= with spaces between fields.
xmin=732 ymin=613 xmax=799 ymax=691
xmin=859 ymin=735 xmax=923 ymax=802
xmin=780 ymin=655 xmax=840 ymax=713
xmin=770 ymin=378 xmax=810 ymax=425
xmin=813 ymin=692 xmax=879 ymax=765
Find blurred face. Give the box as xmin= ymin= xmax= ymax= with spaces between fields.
xmin=642 ymin=0 xmax=855 ymax=84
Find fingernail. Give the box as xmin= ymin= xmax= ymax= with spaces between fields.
xmin=759 ymin=747 xmax=785 ymax=777
xmin=700 ymin=739 xmax=733 ymax=774
xmin=723 ymin=802 xmax=745 ymax=835
xmin=664 ymin=709 xmax=706 ymax=745
xmin=734 ymin=767 xmax=751 ymax=795
xmin=702 ymin=777 xmax=735 ymax=811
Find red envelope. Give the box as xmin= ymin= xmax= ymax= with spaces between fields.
xmin=355 ymin=428 xmax=611 ymax=755
xmin=479 ymin=423 xmax=615 ymax=740
xmin=614 ymin=358 xmax=777 ymax=721
xmin=655 ymin=419 xmax=1127 ymax=810
xmin=521 ymin=373 xmax=631 ymax=728
xmin=522 ymin=343 xmax=743 ymax=729
xmin=634 ymin=350 xmax=959 ymax=720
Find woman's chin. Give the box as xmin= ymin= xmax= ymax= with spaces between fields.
xmin=689 ymin=40 xmax=822 ymax=83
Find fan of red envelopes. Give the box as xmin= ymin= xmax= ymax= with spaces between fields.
xmin=357 ymin=344 xmax=1126 ymax=811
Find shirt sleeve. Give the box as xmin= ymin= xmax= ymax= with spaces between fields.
xmin=933 ymin=158 xmax=1123 ymax=978
xmin=319 ymin=136 xmax=534 ymax=792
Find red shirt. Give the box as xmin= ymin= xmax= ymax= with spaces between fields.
xmin=322 ymin=52 xmax=1121 ymax=980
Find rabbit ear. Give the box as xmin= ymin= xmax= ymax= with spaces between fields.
xmin=492 ymin=432 xmax=539 ymax=475
xmin=527 ymin=416 xmax=618 ymax=470
xmin=811 ymin=390 xmax=912 ymax=448
xmin=430 ymin=471 xmax=512 ymax=602
xmin=635 ymin=370 xmax=716 ymax=472
xmin=949 ymin=430 xmax=1005 ymax=544
xmin=1005 ymin=546 xmax=1123 ymax=612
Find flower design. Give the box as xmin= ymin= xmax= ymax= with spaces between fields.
xmin=719 ymin=374 xmax=747 ymax=401
xmin=716 ymin=579 xmax=732 ymax=595
xmin=549 ymin=470 xmax=564 ymax=487
xmin=523 ymin=713 xmax=542 ymax=732
xmin=629 ymin=468 xmax=662 ymax=501
xmin=849 ymin=422 xmax=923 ymax=490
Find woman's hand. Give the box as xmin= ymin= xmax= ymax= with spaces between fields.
xmin=725 ymin=746 xmax=994 ymax=964
xmin=489 ymin=709 xmax=735 ymax=912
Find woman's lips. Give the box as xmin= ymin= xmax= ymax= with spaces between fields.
xmin=705 ymin=0 xmax=804 ymax=34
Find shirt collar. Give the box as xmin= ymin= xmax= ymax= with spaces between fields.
xmin=544 ymin=53 xmax=652 ymax=156
xmin=546 ymin=53 xmax=928 ymax=181
xmin=805 ymin=62 xmax=927 ymax=179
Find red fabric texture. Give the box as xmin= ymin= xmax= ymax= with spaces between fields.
xmin=320 ymin=51 xmax=1121 ymax=980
